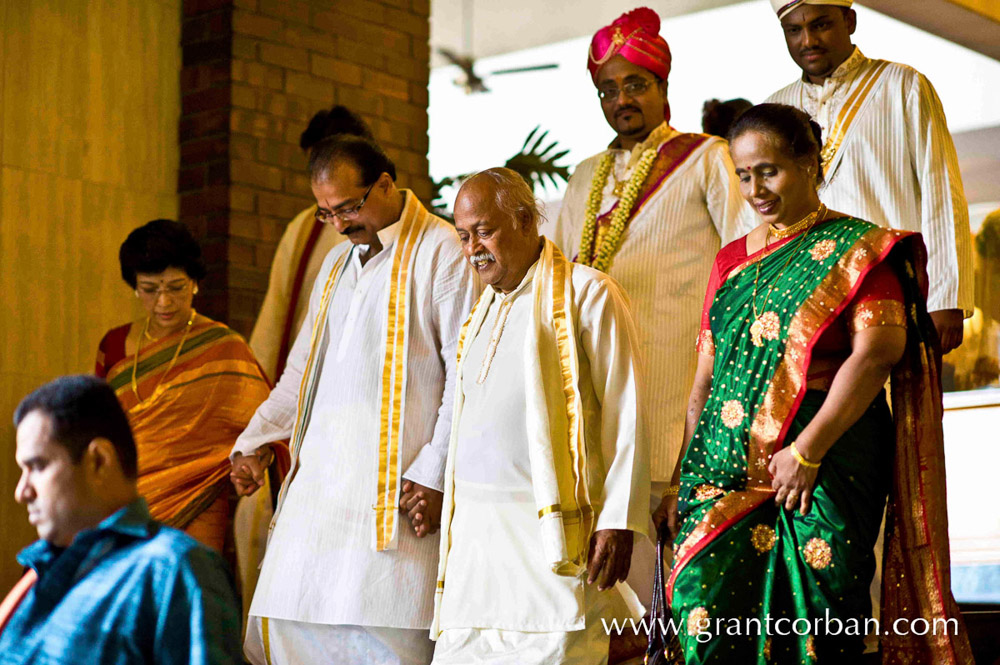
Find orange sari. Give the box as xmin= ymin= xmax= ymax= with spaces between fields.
xmin=104 ymin=320 xmax=274 ymax=550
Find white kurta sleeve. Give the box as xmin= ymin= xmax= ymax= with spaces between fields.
xmin=402 ymin=245 xmax=480 ymax=492
xmin=906 ymin=72 xmax=974 ymax=314
xmin=577 ymin=275 xmax=651 ymax=536
xmin=231 ymin=247 xmax=341 ymax=458
xmin=704 ymin=140 xmax=757 ymax=245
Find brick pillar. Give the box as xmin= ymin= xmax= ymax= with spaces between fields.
xmin=179 ymin=0 xmax=432 ymax=335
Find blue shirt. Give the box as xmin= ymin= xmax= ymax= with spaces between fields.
xmin=0 ymin=499 xmax=243 ymax=665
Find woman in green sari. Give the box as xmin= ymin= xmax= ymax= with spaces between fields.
xmin=653 ymin=104 xmax=972 ymax=664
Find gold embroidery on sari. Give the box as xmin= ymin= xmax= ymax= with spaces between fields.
xmin=720 ymin=400 xmax=745 ymax=429
xmin=687 ymin=607 xmax=710 ymax=636
xmin=809 ymin=238 xmax=837 ymax=261
xmin=696 ymin=329 xmax=716 ymax=356
xmin=693 ymin=484 xmax=725 ymax=502
xmin=803 ymin=537 xmax=832 ymax=569
xmin=751 ymin=524 xmax=777 ymax=553
xmin=848 ymin=299 xmax=906 ymax=333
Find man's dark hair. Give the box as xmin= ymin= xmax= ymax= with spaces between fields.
xmin=14 ymin=375 xmax=138 ymax=479
xmin=308 ymin=134 xmax=397 ymax=186
xmin=118 ymin=219 xmax=207 ymax=289
xmin=702 ymin=98 xmax=753 ymax=139
xmin=299 ymin=105 xmax=374 ymax=151
xmin=728 ymin=103 xmax=825 ymax=185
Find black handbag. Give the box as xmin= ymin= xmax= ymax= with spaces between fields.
xmin=645 ymin=520 xmax=686 ymax=665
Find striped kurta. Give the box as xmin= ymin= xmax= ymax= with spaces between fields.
xmin=233 ymin=192 xmax=479 ymax=629
xmin=553 ymin=124 xmax=756 ymax=482
xmin=766 ymin=47 xmax=974 ymax=314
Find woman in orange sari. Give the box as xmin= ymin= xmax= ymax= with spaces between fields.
xmin=96 ymin=219 xmax=280 ymax=553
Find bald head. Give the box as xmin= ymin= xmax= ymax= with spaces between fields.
xmin=454 ymin=168 xmax=543 ymax=293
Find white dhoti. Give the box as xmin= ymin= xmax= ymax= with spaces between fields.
xmin=432 ymin=481 xmax=641 ymax=665
xmin=245 ymin=616 xmax=434 ymax=665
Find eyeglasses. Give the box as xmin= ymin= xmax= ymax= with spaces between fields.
xmin=314 ymin=183 xmax=376 ymax=224
xmin=136 ymin=280 xmax=194 ymax=298
xmin=597 ymin=78 xmax=659 ymax=103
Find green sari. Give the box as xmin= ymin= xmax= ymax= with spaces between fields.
xmin=668 ymin=218 xmax=973 ymax=664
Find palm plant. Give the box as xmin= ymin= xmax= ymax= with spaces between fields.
xmin=431 ymin=125 xmax=571 ymax=212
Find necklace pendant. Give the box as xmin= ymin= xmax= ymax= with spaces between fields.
xmin=612 ymin=180 xmax=626 ymax=198
xmin=749 ymin=311 xmax=781 ymax=347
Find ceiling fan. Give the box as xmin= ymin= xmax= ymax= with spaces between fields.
xmin=437 ymin=48 xmax=558 ymax=94
xmin=436 ymin=0 xmax=559 ymax=94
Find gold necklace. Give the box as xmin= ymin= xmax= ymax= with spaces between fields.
xmin=748 ymin=205 xmax=826 ymax=347
xmin=768 ymin=203 xmax=826 ymax=240
xmin=131 ymin=309 xmax=196 ymax=403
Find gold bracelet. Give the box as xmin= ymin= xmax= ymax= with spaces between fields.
xmin=790 ymin=441 xmax=821 ymax=469
xmin=663 ymin=485 xmax=681 ymax=497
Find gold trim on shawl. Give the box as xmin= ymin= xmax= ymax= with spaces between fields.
xmin=375 ymin=202 xmax=427 ymax=551
xmin=261 ymin=617 xmax=272 ymax=665
xmin=820 ymin=60 xmax=890 ymax=176
xmin=551 ymin=247 xmax=594 ymax=558
xmin=272 ymin=250 xmax=350 ymax=522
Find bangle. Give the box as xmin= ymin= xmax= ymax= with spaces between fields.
xmin=663 ymin=485 xmax=681 ymax=497
xmin=790 ymin=441 xmax=821 ymax=469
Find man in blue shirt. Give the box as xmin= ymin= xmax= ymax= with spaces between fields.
xmin=0 ymin=375 xmax=243 ymax=664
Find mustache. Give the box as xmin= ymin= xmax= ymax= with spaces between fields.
xmin=615 ymin=105 xmax=641 ymax=116
xmin=470 ymin=251 xmax=495 ymax=265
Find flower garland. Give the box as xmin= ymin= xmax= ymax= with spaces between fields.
xmin=578 ymin=147 xmax=658 ymax=272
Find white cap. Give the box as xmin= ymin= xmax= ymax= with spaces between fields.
xmin=770 ymin=0 xmax=853 ymax=20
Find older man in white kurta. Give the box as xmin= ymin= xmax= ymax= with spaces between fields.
xmin=231 ymin=136 xmax=478 ymax=665
xmin=431 ymin=169 xmax=649 ymax=665
xmin=765 ymin=0 xmax=973 ymax=352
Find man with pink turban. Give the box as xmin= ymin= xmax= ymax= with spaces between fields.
xmin=553 ymin=5 xmax=755 ymax=614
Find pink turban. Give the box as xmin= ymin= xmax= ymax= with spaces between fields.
xmin=587 ymin=7 xmax=672 ymax=85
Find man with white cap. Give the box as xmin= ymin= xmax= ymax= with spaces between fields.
xmin=766 ymin=0 xmax=973 ymax=354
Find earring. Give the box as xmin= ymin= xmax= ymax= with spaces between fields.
xmin=193 ymin=285 xmax=199 ymax=295
xmin=135 ymin=290 xmax=140 ymax=298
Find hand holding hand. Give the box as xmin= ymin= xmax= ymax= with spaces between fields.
xmin=230 ymin=446 xmax=274 ymax=497
xmin=398 ymin=480 xmax=443 ymax=538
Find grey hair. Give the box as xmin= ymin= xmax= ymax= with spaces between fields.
xmin=461 ymin=167 xmax=545 ymax=228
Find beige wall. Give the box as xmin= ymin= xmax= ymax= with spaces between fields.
xmin=0 ymin=0 xmax=181 ymax=590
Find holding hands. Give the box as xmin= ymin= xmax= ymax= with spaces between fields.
xmin=399 ymin=479 xmax=443 ymax=538
xmin=230 ymin=446 xmax=275 ymax=497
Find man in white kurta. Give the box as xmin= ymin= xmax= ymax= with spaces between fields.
xmin=765 ymin=0 xmax=973 ymax=353
xmin=554 ymin=9 xmax=754 ymax=496
xmin=431 ymin=169 xmax=649 ymax=665
xmin=553 ymin=10 xmax=754 ymax=613
xmin=230 ymin=136 xmax=478 ymax=665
